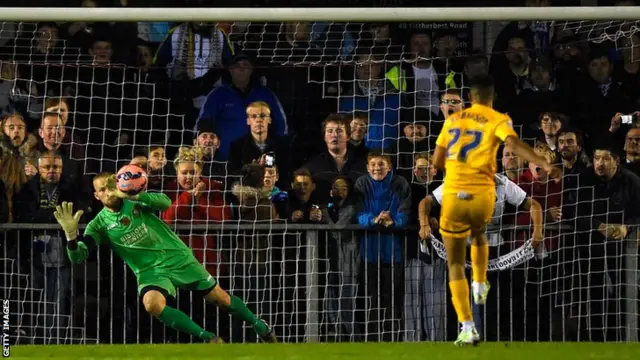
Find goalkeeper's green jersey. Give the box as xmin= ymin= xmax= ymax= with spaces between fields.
xmin=84 ymin=192 xmax=193 ymax=275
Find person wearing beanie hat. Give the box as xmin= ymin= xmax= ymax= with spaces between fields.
xmin=193 ymin=118 xmax=226 ymax=180
xmin=386 ymin=107 xmax=433 ymax=180
xmin=194 ymin=120 xmax=219 ymax=155
xmin=196 ymin=118 xmax=217 ymax=138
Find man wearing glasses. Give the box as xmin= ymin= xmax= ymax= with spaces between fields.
xmin=435 ymin=88 xmax=465 ymax=138
xmin=440 ymin=88 xmax=465 ymax=118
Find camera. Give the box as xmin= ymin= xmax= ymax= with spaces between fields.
xmin=621 ymin=113 xmax=638 ymax=124
xmin=265 ymin=152 xmax=275 ymax=167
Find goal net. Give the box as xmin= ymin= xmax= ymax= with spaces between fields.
xmin=0 ymin=7 xmax=639 ymax=345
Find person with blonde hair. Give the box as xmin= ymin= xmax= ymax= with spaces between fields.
xmin=194 ymin=55 xmax=288 ymax=161
xmin=164 ymin=146 xmax=229 ymax=232
xmin=228 ymin=101 xmax=289 ymax=186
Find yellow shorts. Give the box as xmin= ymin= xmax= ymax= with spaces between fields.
xmin=439 ymin=188 xmax=495 ymax=238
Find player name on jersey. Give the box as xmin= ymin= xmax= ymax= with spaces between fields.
xmin=120 ymin=224 xmax=149 ymax=246
xmin=459 ymin=111 xmax=488 ymax=124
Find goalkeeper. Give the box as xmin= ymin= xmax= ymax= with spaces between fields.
xmin=54 ymin=172 xmax=276 ymax=344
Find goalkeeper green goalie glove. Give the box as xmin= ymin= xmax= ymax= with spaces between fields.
xmin=53 ymin=201 xmax=84 ymax=241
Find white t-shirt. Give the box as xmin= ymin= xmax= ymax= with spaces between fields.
xmin=431 ymin=174 xmax=527 ymax=246
xmin=413 ymin=65 xmax=440 ymax=115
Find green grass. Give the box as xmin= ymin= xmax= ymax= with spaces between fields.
xmin=7 ymin=342 xmax=640 ymax=360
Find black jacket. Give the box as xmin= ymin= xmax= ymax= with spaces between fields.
xmin=624 ymin=160 xmax=640 ymax=178
xmin=570 ymin=76 xmax=633 ymax=147
xmin=14 ymin=176 xmax=85 ymax=225
xmin=577 ymin=167 xmax=640 ymax=239
xmin=575 ymin=167 xmax=640 ymax=281
xmin=228 ymin=134 xmax=290 ymax=189
xmin=14 ymin=176 xmax=86 ymax=269
xmin=288 ymin=191 xmax=322 ymax=224
xmin=304 ymin=148 xmax=368 ymax=204
xmin=405 ymin=180 xmax=441 ymax=261
xmin=561 ymin=153 xmax=592 ymax=224
xmin=0 ymin=179 xmax=8 ymax=224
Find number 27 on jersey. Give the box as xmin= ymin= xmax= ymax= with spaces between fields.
xmin=446 ymin=128 xmax=483 ymax=162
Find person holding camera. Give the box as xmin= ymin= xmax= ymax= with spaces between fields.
xmin=288 ymin=168 xmax=322 ymax=224
xmin=607 ymin=111 xmax=640 ymax=154
xmin=228 ymin=101 xmax=290 ymax=189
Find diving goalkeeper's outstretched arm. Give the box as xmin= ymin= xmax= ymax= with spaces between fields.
xmin=121 ymin=191 xmax=172 ymax=212
xmin=66 ymin=234 xmax=97 ymax=264
xmin=54 ymin=201 xmax=95 ymax=264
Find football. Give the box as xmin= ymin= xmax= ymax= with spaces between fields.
xmin=116 ymin=164 xmax=148 ymax=195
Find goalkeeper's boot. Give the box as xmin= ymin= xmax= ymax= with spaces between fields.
xmin=454 ymin=324 xmax=480 ymax=347
xmin=472 ymin=281 xmax=491 ymax=305
xmin=258 ymin=320 xmax=278 ymax=343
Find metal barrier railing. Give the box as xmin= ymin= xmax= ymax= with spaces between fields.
xmin=1 ymin=223 xmax=637 ymax=344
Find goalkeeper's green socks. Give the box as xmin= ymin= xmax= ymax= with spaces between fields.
xmin=228 ymin=295 xmax=269 ymax=337
xmin=157 ymin=305 xmax=216 ymax=341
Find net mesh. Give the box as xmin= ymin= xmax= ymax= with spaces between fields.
xmin=0 ymin=13 xmax=639 ymax=346
xmin=561 ymin=20 xmax=640 ymax=43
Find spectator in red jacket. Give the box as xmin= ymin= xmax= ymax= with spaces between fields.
xmin=163 ymin=146 xmax=230 ymax=276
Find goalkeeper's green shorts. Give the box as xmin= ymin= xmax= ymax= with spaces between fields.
xmin=137 ymin=257 xmax=217 ymax=298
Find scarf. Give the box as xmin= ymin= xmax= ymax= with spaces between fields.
xmin=599 ymin=81 xmax=611 ymax=97
xmin=39 ymin=182 xmax=60 ymax=209
xmin=424 ymin=235 xmax=539 ymax=271
xmin=174 ymin=24 xmax=223 ymax=80
xmin=357 ymin=79 xmax=384 ymax=103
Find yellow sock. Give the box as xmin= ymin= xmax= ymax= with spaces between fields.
xmin=471 ymin=243 xmax=489 ymax=283
xmin=449 ymin=279 xmax=473 ymax=323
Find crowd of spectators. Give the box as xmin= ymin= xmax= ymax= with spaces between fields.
xmin=1 ymin=0 xmax=639 ymax=345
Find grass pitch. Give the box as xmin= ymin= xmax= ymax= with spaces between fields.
xmin=7 ymin=342 xmax=640 ymax=359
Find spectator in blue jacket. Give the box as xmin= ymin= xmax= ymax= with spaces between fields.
xmin=354 ymin=150 xmax=411 ymax=341
xmin=339 ymin=50 xmax=401 ymax=151
xmin=195 ymin=54 xmax=287 ymax=160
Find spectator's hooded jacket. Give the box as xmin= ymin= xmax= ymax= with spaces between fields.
xmin=355 ymin=171 xmax=411 ymax=264
xmin=195 ymin=74 xmax=287 ymax=161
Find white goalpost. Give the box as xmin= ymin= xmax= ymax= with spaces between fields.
xmin=0 ymin=7 xmax=639 ymax=22
xmin=0 ymin=5 xmax=638 ymax=347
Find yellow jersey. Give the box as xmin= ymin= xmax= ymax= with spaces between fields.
xmin=435 ymin=104 xmax=517 ymax=194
